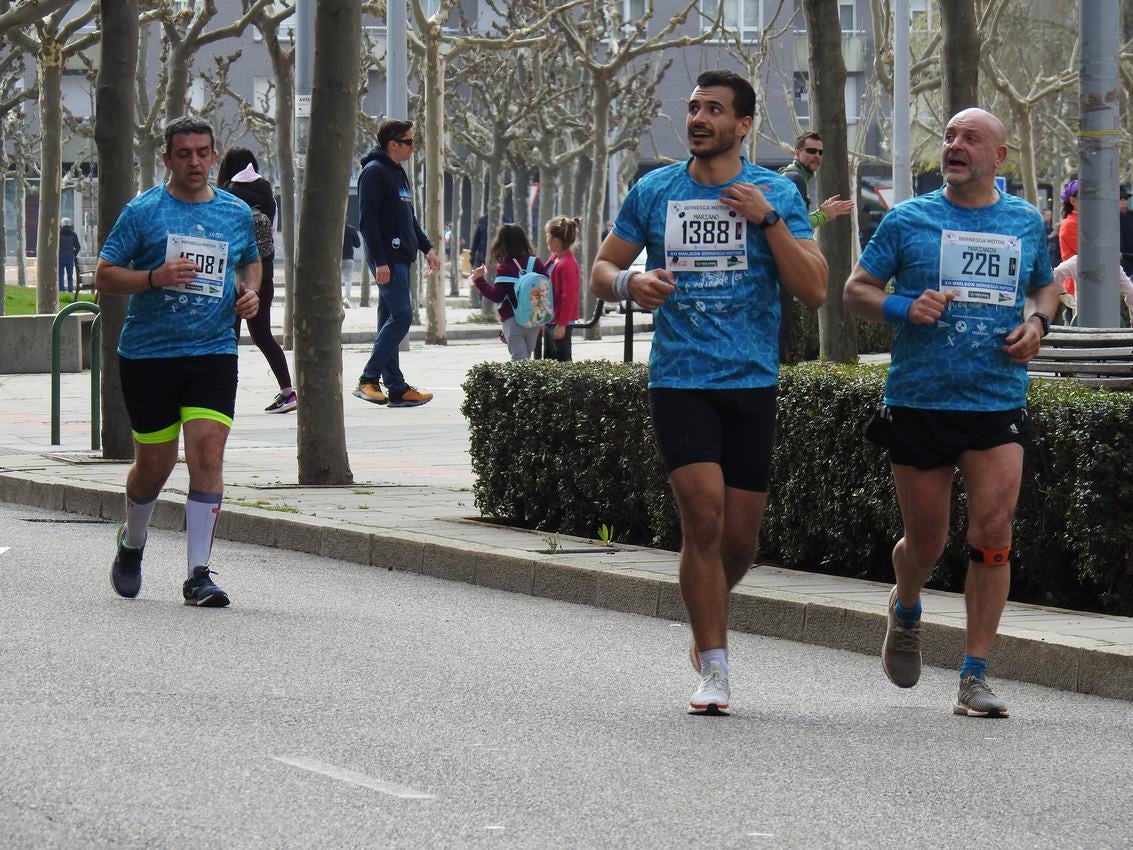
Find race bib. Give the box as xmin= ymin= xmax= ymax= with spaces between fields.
xmin=939 ymin=229 xmax=1021 ymax=306
xmin=165 ymin=233 xmax=229 ymax=298
xmin=663 ymin=200 xmax=748 ymax=272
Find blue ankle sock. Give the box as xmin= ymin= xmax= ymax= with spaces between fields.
xmin=893 ymin=598 xmax=921 ymax=627
xmin=960 ymin=656 xmax=988 ymax=680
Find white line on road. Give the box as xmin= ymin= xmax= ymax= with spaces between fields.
xmin=0 ymin=548 xmax=9 ymax=555
xmin=272 ymin=756 xmax=434 ymax=799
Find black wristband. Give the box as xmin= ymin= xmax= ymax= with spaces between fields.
xmin=147 ymin=269 xmax=154 ymax=289
xmin=1028 ymin=311 xmax=1051 ymax=338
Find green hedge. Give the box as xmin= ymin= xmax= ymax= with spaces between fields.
xmin=462 ymin=361 xmax=1133 ymax=615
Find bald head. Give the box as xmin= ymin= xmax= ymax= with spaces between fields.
xmin=946 ymin=108 xmax=1006 ymax=147
xmin=941 ymin=107 xmax=1008 ymax=204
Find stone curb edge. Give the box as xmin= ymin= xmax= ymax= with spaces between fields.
xmin=2 ymin=470 xmax=1129 ymax=703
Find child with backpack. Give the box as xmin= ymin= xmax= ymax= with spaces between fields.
xmin=471 ymin=223 xmax=552 ymax=360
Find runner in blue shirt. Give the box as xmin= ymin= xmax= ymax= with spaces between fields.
xmin=95 ymin=116 xmax=262 ymax=609
xmin=591 ymin=70 xmax=828 ymax=716
xmin=844 ymin=108 xmax=1062 ymax=718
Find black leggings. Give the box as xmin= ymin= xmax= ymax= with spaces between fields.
xmin=234 ymin=258 xmax=292 ymax=391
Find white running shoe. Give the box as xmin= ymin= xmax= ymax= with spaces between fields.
xmin=688 ymin=660 xmax=730 ymax=716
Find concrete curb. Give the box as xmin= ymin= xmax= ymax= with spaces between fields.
xmin=2 ymin=469 xmax=1130 ymax=703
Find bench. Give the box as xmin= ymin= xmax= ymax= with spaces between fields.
xmin=1027 ymin=326 xmax=1133 ymax=389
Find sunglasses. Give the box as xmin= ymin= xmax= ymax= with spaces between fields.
xmin=393 ymin=138 xmax=417 ymax=147
xmin=802 ymin=147 xmax=824 ymax=156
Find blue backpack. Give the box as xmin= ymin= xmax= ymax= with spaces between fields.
xmin=497 ymin=256 xmax=554 ymax=328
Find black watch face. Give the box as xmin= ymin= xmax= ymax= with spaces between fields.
xmin=761 ymin=211 xmax=779 ymax=229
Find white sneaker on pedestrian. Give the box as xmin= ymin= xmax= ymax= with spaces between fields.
xmin=688 ymin=660 xmax=730 ymax=716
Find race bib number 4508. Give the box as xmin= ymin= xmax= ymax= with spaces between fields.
xmin=938 ymin=229 xmax=1021 ymax=306
xmin=663 ymin=200 xmax=747 ymax=272
xmin=165 ymin=233 xmax=229 ymax=298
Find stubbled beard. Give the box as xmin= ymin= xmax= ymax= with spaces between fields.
xmin=689 ymin=131 xmax=735 ymax=160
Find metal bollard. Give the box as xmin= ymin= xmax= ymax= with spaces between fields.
xmin=51 ymin=301 xmax=102 ymax=450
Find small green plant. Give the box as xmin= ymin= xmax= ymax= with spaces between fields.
xmin=353 ymin=489 xmax=373 ymax=495
xmin=596 ymin=524 xmax=615 ymax=547
xmin=544 ymin=535 xmax=561 ymax=553
xmin=229 ymin=498 xmax=299 ymax=514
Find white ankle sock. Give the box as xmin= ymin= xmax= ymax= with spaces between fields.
xmin=186 ymin=491 xmax=222 ymax=575
xmin=699 ymin=647 xmax=729 ymax=675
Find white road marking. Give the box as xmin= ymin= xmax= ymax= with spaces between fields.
xmin=484 ymin=825 xmax=506 ymax=831
xmin=272 ymin=756 xmax=434 ymax=799
xmin=0 ymin=548 xmax=9 ymax=555
xmin=747 ymin=832 xmax=775 ymax=838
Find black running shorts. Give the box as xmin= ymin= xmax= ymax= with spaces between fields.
xmin=865 ymin=404 xmax=1032 ymax=470
xmin=118 ymin=354 xmax=239 ymax=444
xmin=648 ymin=386 xmax=777 ymax=492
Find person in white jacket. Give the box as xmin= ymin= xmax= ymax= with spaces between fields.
xmin=1052 ymin=255 xmax=1133 ymax=323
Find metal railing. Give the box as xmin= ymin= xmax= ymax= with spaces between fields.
xmin=51 ymin=301 xmax=102 ymax=449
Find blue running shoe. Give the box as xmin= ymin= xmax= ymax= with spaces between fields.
xmin=183 ymin=565 xmax=230 ymax=608
xmin=111 ymin=524 xmax=143 ymax=598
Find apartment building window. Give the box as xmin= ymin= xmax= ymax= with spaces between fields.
xmin=624 ymin=0 xmax=645 ymax=20
xmin=794 ymin=71 xmax=809 ymax=120
xmin=839 ymin=1 xmax=856 ymax=32
xmin=909 ymin=0 xmax=932 ymax=29
xmin=703 ymin=0 xmax=762 ymax=42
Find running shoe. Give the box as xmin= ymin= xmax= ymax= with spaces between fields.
xmin=688 ymin=660 xmax=730 ymax=716
xmin=953 ymin=675 xmax=1010 ymax=718
xmin=183 ymin=565 xmax=230 ymax=608
xmin=882 ymin=586 xmax=922 ymax=688
xmin=352 ymin=382 xmax=388 ymax=405
xmin=265 ymin=391 xmax=298 ymax=413
xmin=387 ymin=386 xmax=433 ymax=408
xmin=111 ymin=524 xmax=143 ymax=599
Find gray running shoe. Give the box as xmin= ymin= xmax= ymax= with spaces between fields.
xmin=882 ymin=586 xmax=922 ymax=688
xmin=953 ymin=676 xmax=1010 ymax=718
xmin=688 ymin=660 xmax=730 ymax=716
xmin=111 ymin=524 xmax=143 ymax=598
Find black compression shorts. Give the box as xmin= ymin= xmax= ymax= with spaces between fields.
xmin=648 ymin=386 xmax=777 ymax=492
xmin=865 ymin=404 xmax=1032 ymax=470
xmin=118 ymin=354 xmax=239 ymax=444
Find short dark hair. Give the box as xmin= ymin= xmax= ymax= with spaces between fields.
xmin=378 ymin=119 xmax=413 ymax=150
xmin=164 ymin=116 xmax=215 ymax=153
xmin=216 ymin=147 xmax=259 ymax=186
xmin=795 ymin=131 xmax=822 ymax=150
xmin=694 ymin=70 xmax=755 ymax=120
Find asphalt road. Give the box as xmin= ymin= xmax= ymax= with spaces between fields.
xmin=1 ymin=502 xmax=1130 ymax=850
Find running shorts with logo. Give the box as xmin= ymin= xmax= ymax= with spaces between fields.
xmin=866 ymin=404 xmax=1032 ymax=470
xmin=857 ymin=188 xmax=1053 ymax=412
xmin=649 ymin=387 xmax=777 ymax=491
xmin=119 ymin=354 xmax=238 ymax=444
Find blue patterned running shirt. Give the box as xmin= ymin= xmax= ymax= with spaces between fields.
xmin=859 ymin=188 xmax=1053 ymax=411
xmin=100 ymin=185 xmax=259 ymax=359
xmin=614 ymin=159 xmax=812 ymax=389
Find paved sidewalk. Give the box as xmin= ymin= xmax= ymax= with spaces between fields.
xmin=1 ymin=292 xmax=1130 ymax=702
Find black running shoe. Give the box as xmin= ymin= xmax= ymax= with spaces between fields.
xmin=111 ymin=524 xmax=143 ymax=598
xmin=183 ymin=565 xmax=230 ymax=607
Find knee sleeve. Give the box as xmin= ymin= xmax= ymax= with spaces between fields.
xmin=969 ymin=545 xmax=1012 ymax=565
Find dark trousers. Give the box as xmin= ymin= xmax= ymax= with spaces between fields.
xmin=543 ymin=325 xmax=573 ymax=361
xmin=59 ymin=254 xmax=76 ymax=292
xmin=233 ymin=259 xmax=292 ymax=391
xmin=360 ymin=262 xmax=412 ymax=392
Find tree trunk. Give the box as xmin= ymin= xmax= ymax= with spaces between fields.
xmin=939 ymin=0 xmax=979 ymax=118
xmin=268 ymin=42 xmax=297 ymax=348
xmin=135 ymin=23 xmax=160 ymax=191
xmin=15 ymin=175 xmax=28 ymax=288
xmin=165 ymin=40 xmax=192 ymax=120
xmin=1014 ymin=102 xmax=1039 ymax=207
xmin=582 ymin=75 xmax=610 ymax=340
xmin=804 ymin=0 xmax=857 ymax=362
xmin=95 ymin=0 xmax=139 ymax=459
xmin=36 ymin=51 xmax=63 ymax=313
xmin=513 ymin=160 xmax=531 ymax=236
xmin=538 ymin=158 xmax=558 ymax=232
xmin=423 ymin=38 xmax=446 ymax=344
xmin=0 ymin=123 xmax=6 ymax=313
xmin=294 ymin=0 xmax=359 ymax=485
xmin=449 ymin=171 xmax=462 ymax=297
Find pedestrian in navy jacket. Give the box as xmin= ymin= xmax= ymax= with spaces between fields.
xmin=353 ymin=119 xmax=440 ymax=408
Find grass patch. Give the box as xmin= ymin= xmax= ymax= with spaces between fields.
xmin=229 ymin=498 xmax=300 ymax=514
xmin=460 ymin=312 xmax=500 ymax=324
xmin=3 ymin=284 xmax=97 ymax=316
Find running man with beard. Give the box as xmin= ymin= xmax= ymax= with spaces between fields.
xmin=591 ymin=69 xmax=828 ymax=715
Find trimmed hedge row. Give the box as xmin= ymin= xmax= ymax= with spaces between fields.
xmin=462 ymin=361 xmax=1133 ymax=615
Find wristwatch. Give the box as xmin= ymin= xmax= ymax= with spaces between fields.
xmin=758 ymin=210 xmax=781 ymax=230
xmin=1028 ymin=311 xmax=1051 ymax=337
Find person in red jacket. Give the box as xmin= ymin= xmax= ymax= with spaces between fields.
xmin=1058 ymin=178 xmax=1079 ymax=297
xmin=543 ymin=215 xmax=582 ymax=361
xmin=471 ymin=223 xmax=548 ymax=360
